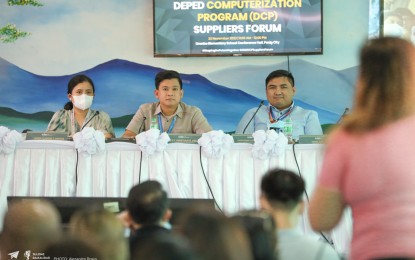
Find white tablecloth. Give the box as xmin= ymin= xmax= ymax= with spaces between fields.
xmin=0 ymin=140 xmax=352 ymax=255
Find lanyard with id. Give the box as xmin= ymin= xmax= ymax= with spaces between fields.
xmin=157 ymin=113 xmax=177 ymax=133
xmin=268 ymin=104 xmax=294 ymax=123
xmin=267 ymin=104 xmax=294 ymax=131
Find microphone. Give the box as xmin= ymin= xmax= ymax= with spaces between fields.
xmin=242 ymin=101 xmax=264 ymax=134
xmin=138 ymin=117 xmax=147 ymax=133
xmin=336 ymin=108 xmax=349 ymax=124
xmin=82 ymin=111 xmax=99 ymax=130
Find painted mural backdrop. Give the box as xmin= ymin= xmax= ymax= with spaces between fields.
xmin=0 ymin=1 xmax=368 ymax=137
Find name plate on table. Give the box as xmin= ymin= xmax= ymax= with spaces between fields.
xmin=298 ymin=135 xmax=326 ymax=144
xmin=232 ymin=134 xmax=254 ymax=144
xmin=25 ymin=132 xmax=70 ymax=141
xmin=105 ymin=138 xmax=136 ymax=144
xmin=168 ymin=134 xmax=202 ymax=144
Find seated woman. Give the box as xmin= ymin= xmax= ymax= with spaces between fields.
xmin=47 ymin=74 xmax=115 ymax=138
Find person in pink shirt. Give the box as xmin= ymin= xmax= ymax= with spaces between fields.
xmin=308 ymin=37 xmax=415 ymax=260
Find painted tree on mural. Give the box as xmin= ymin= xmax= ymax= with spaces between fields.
xmin=0 ymin=0 xmax=43 ymax=43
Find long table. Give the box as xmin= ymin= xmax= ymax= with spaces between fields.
xmin=0 ymin=140 xmax=352 ymax=255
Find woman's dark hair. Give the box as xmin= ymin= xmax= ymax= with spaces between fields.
xmin=260 ymin=168 xmax=305 ymax=209
xmin=64 ymin=74 xmax=95 ymax=110
xmin=343 ymin=37 xmax=415 ymax=133
xmin=126 ymin=180 xmax=168 ymax=225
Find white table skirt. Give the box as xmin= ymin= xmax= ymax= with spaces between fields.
xmin=0 ymin=140 xmax=352 ymax=255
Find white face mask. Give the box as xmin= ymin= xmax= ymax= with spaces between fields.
xmin=72 ymin=94 xmax=93 ymax=110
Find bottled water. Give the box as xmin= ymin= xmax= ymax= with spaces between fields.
xmin=283 ymin=116 xmax=293 ymax=142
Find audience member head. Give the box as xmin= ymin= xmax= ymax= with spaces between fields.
xmin=232 ymin=210 xmax=278 ymax=260
xmin=260 ymin=168 xmax=305 ymax=228
xmin=0 ymin=199 xmax=62 ymax=258
xmin=132 ymin=233 xmax=197 ymax=260
xmin=126 ymin=180 xmax=171 ymax=227
xmin=179 ymin=206 xmax=253 ymax=260
xmin=265 ymin=69 xmax=296 ymax=110
xmin=69 ymin=207 xmax=129 ymax=260
xmin=155 ymin=70 xmax=183 ymax=89
xmin=343 ymin=37 xmax=415 ymax=133
xmin=44 ymin=237 xmax=102 ymax=259
xmin=64 ymin=74 xmax=95 ymax=110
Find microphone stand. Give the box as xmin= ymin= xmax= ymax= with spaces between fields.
xmin=336 ymin=108 xmax=349 ymax=124
xmin=242 ymin=101 xmax=264 ymax=134
xmin=81 ymin=111 xmax=99 ymax=130
xmin=138 ymin=117 xmax=147 ymax=133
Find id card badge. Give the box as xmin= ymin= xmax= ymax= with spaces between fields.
xmin=267 ymin=121 xmax=285 ymax=132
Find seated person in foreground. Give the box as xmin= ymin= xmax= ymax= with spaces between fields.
xmin=47 ymin=74 xmax=115 ymax=138
xmin=0 ymin=199 xmax=62 ymax=259
xmin=235 ymin=70 xmax=322 ymax=140
xmin=69 ymin=207 xmax=129 ymax=260
xmin=118 ymin=180 xmax=172 ymax=256
xmin=260 ymin=168 xmax=340 ymax=260
xmin=122 ymin=70 xmax=212 ymax=137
